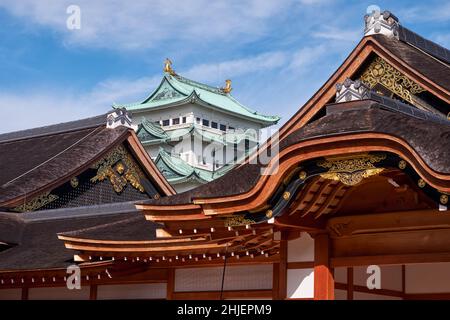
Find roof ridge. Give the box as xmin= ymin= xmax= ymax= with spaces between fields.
xmin=0 ymin=113 xmax=108 ymax=144
xmin=398 ymin=25 xmax=450 ymax=66
xmin=172 ymin=74 xmax=225 ymax=95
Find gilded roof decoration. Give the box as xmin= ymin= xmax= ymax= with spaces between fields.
xmin=360 ymin=56 xmax=425 ymax=105
xmin=317 ymin=153 xmax=386 ymax=186
xmin=91 ymin=145 xmax=146 ymax=193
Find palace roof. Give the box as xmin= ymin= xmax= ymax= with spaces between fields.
xmin=137 ymin=119 xmax=259 ymax=146
xmin=0 ymin=111 xmax=174 ymax=210
xmin=154 ymin=148 xmax=234 ymax=185
xmin=114 ymin=73 xmax=280 ymax=126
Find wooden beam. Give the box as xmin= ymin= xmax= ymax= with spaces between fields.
xmin=272 ymin=263 xmax=280 ymax=300
xmin=275 ymin=214 xmax=326 ymax=231
xmin=331 ymin=252 xmax=450 ymax=267
xmin=287 ymin=261 xmax=315 ymax=269
xmin=278 ymin=231 xmax=288 ymax=300
xmin=402 ymin=265 xmax=406 ymax=295
xmin=347 ymin=267 xmax=353 ymax=300
xmin=327 ymin=209 xmax=450 ymax=238
xmin=332 ymin=228 xmax=450 ymax=259
xmin=90 ymin=284 xmax=97 ymax=300
xmin=167 ymin=268 xmax=175 ymax=300
xmin=314 ymin=233 xmax=334 ymax=300
xmin=21 ymin=287 xmax=28 ymax=300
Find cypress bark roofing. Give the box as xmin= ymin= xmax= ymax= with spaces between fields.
xmin=139 ymin=99 xmax=450 ymax=206
xmin=0 ymin=114 xmax=130 ymax=206
xmin=0 ymin=212 xmax=136 ymax=270
xmin=0 ymin=202 xmax=161 ymax=270
xmin=374 ymin=34 xmax=450 ymax=92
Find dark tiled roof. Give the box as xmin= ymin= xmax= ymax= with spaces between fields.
xmin=0 ymin=211 xmax=137 ymax=271
xmin=374 ymin=34 xmax=450 ymax=92
xmin=0 ymin=118 xmax=129 ymax=205
xmin=0 ymin=113 xmax=107 ymax=144
xmin=141 ymin=100 xmax=450 ymax=206
xmin=398 ymin=26 xmax=450 ymax=65
xmin=60 ymin=214 xmax=161 ymax=241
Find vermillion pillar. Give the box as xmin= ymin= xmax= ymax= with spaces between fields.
xmin=314 ymin=233 xmax=334 ymax=300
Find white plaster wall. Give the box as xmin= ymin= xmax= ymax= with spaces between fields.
xmin=132 ymin=103 xmax=263 ymax=133
xmin=29 ymin=286 xmax=90 ymax=300
xmin=97 ymin=283 xmax=167 ymax=300
xmin=287 ymin=233 xmax=314 ymax=263
xmin=354 ymin=265 xmax=402 ymax=291
xmin=353 ymin=292 xmax=402 ymax=300
xmin=334 ymin=267 xmax=347 ymax=284
xmin=287 ymin=268 xmax=314 ymax=299
xmin=334 ymin=289 xmax=347 ymax=300
xmin=405 ymin=262 xmax=450 ymax=294
xmin=0 ymin=288 xmax=21 ymax=300
xmin=175 ymin=265 xmax=272 ymax=292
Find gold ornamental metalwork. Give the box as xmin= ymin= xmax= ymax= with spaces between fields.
xmin=163 ymin=58 xmax=176 ymax=75
xmin=222 ymin=79 xmax=232 ymax=94
xmin=265 ymin=210 xmax=273 ymax=219
xmin=91 ymin=145 xmax=146 ymax=193
xmin=440 ymin=194 xmax=448 ymax=205
xmin=418 ymin=179 xmax=426 ymax=188
xmin=299 ymin=171 xmax=307 ymax=180
xmin=360 ymin=56 xmax=425 ymax=105
xmin=13 ymin=192 xmax=59 ymax=213
xmin=70 ymin=177 xmax=79 ymax=188
xmin=224 ymin=215 xmax=256 ymax=227
xmin=398 ymin=160 xmax=407 ymax=170
xmin=317 ymin=153 xmax=386 ymax=186
xmin=282 ymin=191 xmax=291 ymax=200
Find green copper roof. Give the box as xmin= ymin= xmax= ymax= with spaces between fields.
xmin=154 ymin=148 xmax=234 ymax=184
xmin=137 ymin=120 xmax=260 ymax=146
xmin=114 ymin=73 xmax=280 ymax=126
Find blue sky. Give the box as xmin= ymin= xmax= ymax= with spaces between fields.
xmin=0 ymin=0 xmax=449 ymax=134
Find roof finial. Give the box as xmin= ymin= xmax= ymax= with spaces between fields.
xmin=106 ymin=108 xmax=138 ymax=131
xmin=364 ymin=8 xmax=399 ymax=39
xmin=222 ymin=79 xmax=232 ymax=94
xmin=164 ymin=58 xmax=175 ymax=75
xmin=335 ymin=78 xmax=370 ymax=103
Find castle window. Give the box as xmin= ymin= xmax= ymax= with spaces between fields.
xmin=228 ymin=126 xmax=235 ymax=131
xmin=182 ymin=116 xmax=187 ymax=123
xmin=172 ymin=118 xmax=180 ymax=125
xmin=162 ymin=119 xmax=170 ymax=126
xmin=220 ymin=124 xmax=226 ymax=131
xmin=196 ymin=117 xmax=201 ymax=124
xmin=202 ymin=119 xmax=210 ymax=127
xmin=211 ymin=122 xmax=218 ymax=129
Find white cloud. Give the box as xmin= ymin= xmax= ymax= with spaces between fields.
xmin=289 ymin=44 xmax=330 ymax=70
xmin=0 ymin=43 xmax=338 ymax=134
xmin=398 ymin=3 xmax=450 ymax=22
xmin=312 ymin=26 xmax=361 ymax=42
xmin=182 ymin=51 xmax=287 ymax=83
xmin=0 ymin=0 xmax=296 ymax=50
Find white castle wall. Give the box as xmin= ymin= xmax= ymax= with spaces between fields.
xmin=0 ymin=288 xmax=21 ymax=300
xmin=97 ymin=283 xmax=167 ymax=300
xmin=286 ymin=233 xmax=315 ymax=299
xmin=174 ymin=265 xmax=272 ymax=292
xmin=29 ymin=286 xmax=90 ymax=300
xmin=405 ymin=262 xmax=450 ymax=294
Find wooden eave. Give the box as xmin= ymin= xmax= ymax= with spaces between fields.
xmin=138 ymin=132 xmax=450 ymax=220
